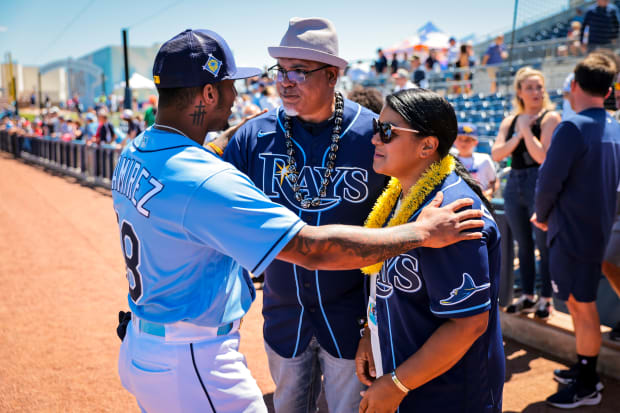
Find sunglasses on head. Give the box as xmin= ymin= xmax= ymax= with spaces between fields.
xmin=372 ymin=118 xmax=420 ymax=143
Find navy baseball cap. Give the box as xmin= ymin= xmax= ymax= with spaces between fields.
xmin=153 ymin=29 xmax=262 ymax=88
xmin=457 ymin=123 xmax=478 ymax=138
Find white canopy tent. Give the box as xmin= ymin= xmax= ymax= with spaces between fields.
xmin=114 ymin=72 xmax=156 ymax=91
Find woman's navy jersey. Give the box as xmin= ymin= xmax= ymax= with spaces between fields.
xmin=375 ymin=171 xmax=504 ymax=413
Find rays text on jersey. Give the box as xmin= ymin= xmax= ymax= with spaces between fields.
xmin=112 ymin=156 xmax=164 ymax=218
xmin=259 ymin=153 xmax=369 ymax=212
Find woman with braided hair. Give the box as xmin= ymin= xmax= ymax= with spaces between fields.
xmin=355 ymin=88 xmax=504 ymax=413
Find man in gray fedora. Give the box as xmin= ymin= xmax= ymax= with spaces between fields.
xmin=223 ymin=17 xmax=386 ymax=412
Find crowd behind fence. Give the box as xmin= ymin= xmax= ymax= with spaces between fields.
xmin=0 ymin=130 xmax=120 ymax=189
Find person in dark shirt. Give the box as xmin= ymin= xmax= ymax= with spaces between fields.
xmin=119 ymin=109 xmax=142 ymax=148
xmin=93 ymin=110 xmax=116 ymax=145
xmin=581 ymin=0 xmax=619 ymax=51
xmin=375 ymin=48 xmax=388 ymax=75
xmin=410 ymin=55 xmax=427 ymax=88
xmin=533 ymin=52 xmax=620 ymax=410
xmin=390 ymin=54 xmax=399 ymax=74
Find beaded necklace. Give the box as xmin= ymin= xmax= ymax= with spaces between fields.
xmin=283 ymin=92 xmax=344 ymax=208
xmin=361 ymin=155 xmax=456 ymax=275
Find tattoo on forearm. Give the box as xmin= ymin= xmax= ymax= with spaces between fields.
xmin=285 ymin=225 xmax=425 ymax=268
xmin=191 ymin=102 xmax=206 ymax=125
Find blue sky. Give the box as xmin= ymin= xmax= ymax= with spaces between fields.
xmin=1 ymin=0 xmax=570 ymax=68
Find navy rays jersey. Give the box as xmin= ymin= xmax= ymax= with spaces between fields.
xmin=375 ymin=171 xmax=504 ymax=413
xmin=224 ymin=100 xmax=386 ymax=359
xmin=111 ymin=129 xmax=305 ymax=327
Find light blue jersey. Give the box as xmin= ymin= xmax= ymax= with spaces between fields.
xmin=111 ymin=127 xmax=305 ymax=327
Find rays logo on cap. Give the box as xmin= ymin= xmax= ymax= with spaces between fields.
xmin=203 ymin=54 xmax=222 ymax=77
xmin=463 ymin=125 xmax=473 ymax=133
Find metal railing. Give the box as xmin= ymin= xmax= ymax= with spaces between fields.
xmin=0 ymin=130 xmax=120 ymax=189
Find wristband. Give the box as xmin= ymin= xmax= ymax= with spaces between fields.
xmin=207 ymin=142 xmax=223 ymax=157
xmin=391 ymin=371 xmax=410 ymax=393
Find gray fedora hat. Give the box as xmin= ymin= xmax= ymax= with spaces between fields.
xmin=268 ymin=17 xmax=348 ymax=69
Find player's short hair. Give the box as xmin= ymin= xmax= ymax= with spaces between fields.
xmin=574 ymin=53 xmax=617 ymax=97
xmin=157 ymin=83 xmax=222 ymax=111
xmin=347 ymin=86 xmax=384 ymax=114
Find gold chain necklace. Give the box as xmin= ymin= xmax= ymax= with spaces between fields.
xmin=361 ymin=155 xmax=455 ymax=275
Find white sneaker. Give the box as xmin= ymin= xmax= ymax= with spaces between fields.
xmin=534 ymin=298 xmax=553 ymax=319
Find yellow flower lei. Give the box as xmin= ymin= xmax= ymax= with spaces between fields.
xmin=361 ymin=155 xmax=455 ymax=275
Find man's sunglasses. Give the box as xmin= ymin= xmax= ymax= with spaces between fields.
xmin=372 ymin=118 xmax=419 ymax=143
xmin=267 ymin=64 xmax=331 ymax=84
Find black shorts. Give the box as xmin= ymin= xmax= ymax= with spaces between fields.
xmin=549 ymin=245 xmax=602 ymax=302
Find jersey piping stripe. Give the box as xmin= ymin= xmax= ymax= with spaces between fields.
xmin=385 ymin=299 xmax=398 ymax=370
xmin=251 ymin=221 xmax=303 ymax=274
xmin=190 ymin=343 xmax=217 ymax=412
xmin=291 ymin=261 xmax=305 ymax=358
xmin=132 ymin=143 xmax=194 ymax=153
xmin=315 ymin=211 xmax=343 ymax=358
xmin=441 ymin=176 xmax=462 ymax=193
xmin=314 ymin=269 xmax=343 ymax=358
xmin=321 ymin=103 xmax=362 ymax=166
xmin=430 ymin=299 xmax=491 ymax=315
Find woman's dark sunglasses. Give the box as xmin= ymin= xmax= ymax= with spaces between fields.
xmin=372 ymin=118 xmax=419 ymax=143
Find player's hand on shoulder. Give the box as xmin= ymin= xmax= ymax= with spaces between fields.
xmin=209 ymin=109 xmax=268 ymax=153
xmin=416 ymin=192 xmax=484 ymax=248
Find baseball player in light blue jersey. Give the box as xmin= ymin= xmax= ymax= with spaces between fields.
xmin=113 ymin=29 xmax=486 ymax=413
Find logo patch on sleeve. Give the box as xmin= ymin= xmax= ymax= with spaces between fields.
xmin=440 ymin=273 xmax=490 ymax=305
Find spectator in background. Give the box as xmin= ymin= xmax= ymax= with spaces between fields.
xmin=454 ymin=123 xmax=497 ymax=199
xmin=259 ymin=85 xmax=280 ymax=111
xmin=119 ymin=109 xmax=142 ymax=148
xmin=447 ymin=36 xmax=460 ymax=66
xmin=567 ymin=20 xmax=583 ymax=55
xmin=603 ymin=74 xmax=620 ymax=344
xmin=561 ymin=72 xmax=576 ymax=119
xmin=375 ymin=48 xmax=388 ymax=75
xmin=410 ymin=55 xmax=427 ymax=88
xmin=491 ymin=66 xmax=561 ymax=319
xmin=454 ymin=44 xmax=475 ymax=94
xmin=533 ymin=52 xmax=620 ymax=409
xmin=572 ymin=7 xmax=585 ymax=25
xmin=466 ymin=40 xmax=477 ymax=63
xmin=390 ymin=53 xmax=399 ymax=75
xmin=347 ymin=86 xmax=384 ymax=114
xmin=615 ymin=71 xmax=620 ymax=121
xmin=144 ymin=95 xmax=157 ymax=127
xmin=425 ymin=49 xmax=440 ymax=72
xmin=83 ymin=112 xmax=98 ymax=141
xmin=73 ymin=119 xmax=84 ymax=140
xmin=92 ymin=110 xmax=115 ymax=145
xmin=391 ymin=68 xmax=417 ymax=92
xmin=602 ymin=72 xmax=620 ymax=343
xmin=56 ymin=115 xmax=70 ymax=138
xmin=581 ymin=0 xmax=619 ymax=52
xmin=482 ymin=34 xmax=509 ymax=93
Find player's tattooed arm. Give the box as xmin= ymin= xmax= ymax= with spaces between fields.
xmin=278 ymin=192 xmax=485 ymax=270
